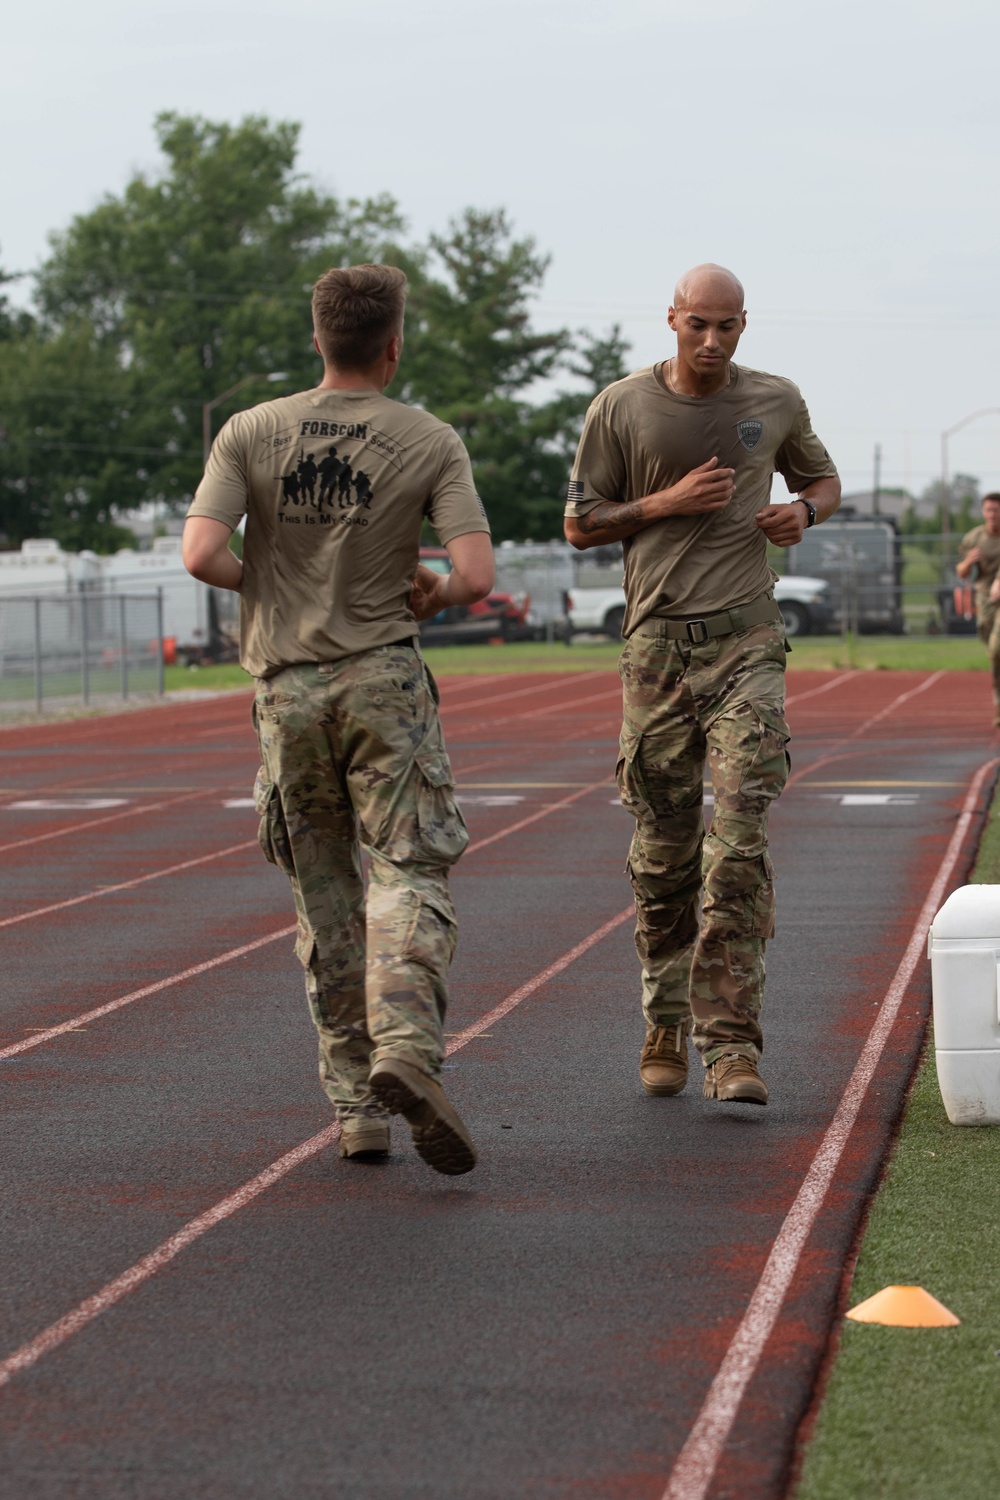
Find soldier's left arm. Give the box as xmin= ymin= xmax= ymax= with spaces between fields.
xmin=755 ymin=394 xmax=841 ymax=546
xmin=755 ymin=475 xmax=841 ymax=547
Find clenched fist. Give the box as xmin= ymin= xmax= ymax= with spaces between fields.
xmin=755 ymin=501 xmax=807 ymax=547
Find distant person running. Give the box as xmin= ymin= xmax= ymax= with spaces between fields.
xmin=956 ymin=493 xmax=1000 ymax=725
xmin=564 ymin=264 xmax=840 ymax=1106
xmin=183 ymin=263 xmax=494 ymax=1174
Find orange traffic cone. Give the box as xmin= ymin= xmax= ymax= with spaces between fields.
xmin=845 ymin=1286 xmax=959 ymax=1327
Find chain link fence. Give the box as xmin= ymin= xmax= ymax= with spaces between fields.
xmin=0 ymin=592 xmax=165 ymax=712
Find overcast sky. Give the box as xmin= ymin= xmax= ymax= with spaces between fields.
xmin=4 ymin=0 xmax=1000 ymax=501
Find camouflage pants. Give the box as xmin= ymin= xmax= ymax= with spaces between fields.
xmin=253 ymin=645 xmax=469 ymax=1122
xmin=617 ymin=620 xmax=790 ymax=1065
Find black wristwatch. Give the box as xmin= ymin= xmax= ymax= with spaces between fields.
xmin=799 ymin=498 xmax=817 ymax=528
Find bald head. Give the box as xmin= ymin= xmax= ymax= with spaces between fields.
xmin=673 ymin=264 xmax=745 ymax=312
xmin=666 ymin=264 xmax=747 ymax=394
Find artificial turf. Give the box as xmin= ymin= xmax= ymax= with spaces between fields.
xmin=794 ymin=778 xmax=1000 ymax=1499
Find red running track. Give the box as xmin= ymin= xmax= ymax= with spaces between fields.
xmin=0 ymin=667 xmax=996 ymax=1500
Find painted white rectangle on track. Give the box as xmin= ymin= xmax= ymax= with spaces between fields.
xmin=6 ymin=798 xmax=129 ymax=810
xmin=840 ymin=794 xmax=918 ymax=806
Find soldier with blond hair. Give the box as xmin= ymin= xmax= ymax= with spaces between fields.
xmin=184 ymin=263 xmax=494 ymax=1174
xmin=565 ymin=264 xmax=840 ymax=1105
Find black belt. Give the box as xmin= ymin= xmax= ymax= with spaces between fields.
xmin=641 ymin=593 xmax=781 ymax=644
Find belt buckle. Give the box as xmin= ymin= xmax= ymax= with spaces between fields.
xmin=686 ymin=618 xmax=709 ymax=645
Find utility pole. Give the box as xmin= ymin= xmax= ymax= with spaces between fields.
xmin=940 ymin=408 xmax=1000 ymax=540
xmin=202 ymin=372 xmax=288 ymax=466
xmin=872 ymin=442 xmax=881 ymax=516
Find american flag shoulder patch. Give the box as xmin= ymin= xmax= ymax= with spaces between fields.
xmin=566 ymin=479 xmax=585 ymax=503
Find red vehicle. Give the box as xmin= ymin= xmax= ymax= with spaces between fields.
xmin=417 ymin=547 xmax=532 ymax=645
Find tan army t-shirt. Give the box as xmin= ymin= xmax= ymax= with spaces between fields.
xmin=959 ymin=524 xmax=1000 ymax=614
xmin=565 ymin=362 xmax=837 ymax=634
xmin=188 ymin=388 xmax=490 ymax=678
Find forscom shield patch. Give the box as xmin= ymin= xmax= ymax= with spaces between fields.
xmin=737 ymin=420 xmax=764 ymax=452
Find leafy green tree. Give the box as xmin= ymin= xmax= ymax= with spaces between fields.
xmin=902 ymin=474 xmax=980 ymax=535
xmin=2 ymin=117 xmax=629 ymax=548
xmin=0 ymin=320 xmax=137 ymax=550
xmin=402 ymin=209 xmax=630 ymax=538
xmin=29 ymin=112 xmax=407 ymax=523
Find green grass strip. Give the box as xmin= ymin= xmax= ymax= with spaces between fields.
xmin=163 ymin=634 xmax=992 ymax=692
xmin=795 ymin=778 xmax=1000 ymax=1499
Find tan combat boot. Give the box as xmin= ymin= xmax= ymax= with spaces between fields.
xmin=369 ymin=1056 xmax=477 ymax=1175
xmin=703 ymin=1053 xmax=768 ymax=1106
xmin=639 ymin=1020 xmax=690 ymax=1096
xmin=338 ymin=1118 xmax=390 ymax=1160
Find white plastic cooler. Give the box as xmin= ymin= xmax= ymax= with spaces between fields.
xmin=928 ymin=884 xmax=1000 ymax=1125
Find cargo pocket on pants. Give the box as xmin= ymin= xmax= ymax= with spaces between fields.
xmin=739 ymin=705 xmax=791 ymax=800
xmin=414 ymin=749 xmax=469 ymax=864
xmin=616 ymin=727 xmax=653 ymax=822
xmin=253 ymin=766 xmax=295 ymax=874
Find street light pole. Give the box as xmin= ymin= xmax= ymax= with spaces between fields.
xmin=940 ymin=407 xmax=1000 ymax=536
xmin=202 ymin=371 xmax=288 ymax=465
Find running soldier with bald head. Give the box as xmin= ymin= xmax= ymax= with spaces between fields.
xmin=565 ymin=264 xmax=840 ymax=1105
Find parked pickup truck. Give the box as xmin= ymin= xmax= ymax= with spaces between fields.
xmin=564 ymin=575 xmax=836 ymax=639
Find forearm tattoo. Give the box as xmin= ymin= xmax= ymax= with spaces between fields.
xmin=576 ymin=498 xmax=646 ymax=535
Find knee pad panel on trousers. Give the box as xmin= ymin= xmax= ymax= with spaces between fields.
xmin=709 ymin=700 xmax=789 ymax=806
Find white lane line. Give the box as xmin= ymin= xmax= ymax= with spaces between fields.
xmin=789 ymin=671 xmax=945 ymax=790
xmin=0 ymin=842 xmax=257 ymax=933
xmin=1 ymin=780 xmax=615 ymax=1057
xmin=445 ymin=906 xmax=633 ymax=1049
xmin=0 ymin=928 xmax=297 ymax=1062
xmin=661 ymin=754 xmax=999 ymax=1500
xmin=0 ymin=790 xmax=212 ymax=855
xmin=785 ymin=669 xmax=861 ymax=707
xmin=0 ymin=907 xmax=634 ymax=1391
xmin=463 ymin=778 xmax=609 ymax=855
xmin=440 ymin=672 xmax=603 ymax=716
xmin=223 ymin=798 xmax=256 ymax=808
xmin=450 ymin=683 xmax=621 ymax=738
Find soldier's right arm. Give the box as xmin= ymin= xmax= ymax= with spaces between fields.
xmin=563 ymin=397 xmax=734 ymax=551
xmin=956 ymin=531 xmax=981 ymax=579
xmin=564 ymin=461 xmax=736 ymax=551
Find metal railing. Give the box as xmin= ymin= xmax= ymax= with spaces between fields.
xmin=0 ymin=591 xmax=165 ymax=711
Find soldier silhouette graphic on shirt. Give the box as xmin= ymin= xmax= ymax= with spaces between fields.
xmin=280 ymin=444 xmax=376 ymax=514
xmin=298 ymin=452 xmax=318 ymax=505
xmin=353 ymin=470 xmax=373 ymax=510
xmin=317 ymin=447 xmax=347 ymax=506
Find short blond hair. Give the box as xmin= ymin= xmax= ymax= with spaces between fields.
xmin=311 ymin=263 xmax=409 ymax=371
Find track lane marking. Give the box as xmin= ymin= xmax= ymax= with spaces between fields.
xmin=0 ymin=906 xmax=634 ymax=1390
xmin=785 ymin=669 xmax=861 ymax=707
xmin=0 ymin=789 xmax=214 ymax=854
xmin=0 ymin=782 xmax=609 ymax=934
xmin=0 ymin=926 xmax=297 ymax=1060
xmin=0 ymin=781 xmax=613 ymax=1056
xmin=189 ymin=673 xmax=606 ymax=740
xmin=786 ymin=671 xmax=944 ymax=790
xmin=448 ymin=683 xmax=621 ymax=738
xmin=661 ymin=754 xmax=999 ymax=1500
xmin=464 ymin=778 xmax=608 ymax=854
xmin=0 ymin=842 xmax=257 ymax=932
xmin=438 ymin=672 xmax=603 ymax=715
